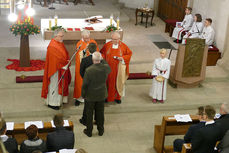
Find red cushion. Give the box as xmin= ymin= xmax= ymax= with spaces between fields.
xmin=165 ymin=19 xmax=179 ymax=27
xmin=67 ymin=28 xmax=73 ymax=31
xmin=84 ymin=27 xmax=94 ymax=30
xmin=208 ymin=45 xmax=219 ymax=52
xmin=75 ymin=28 xmax=80 ymax=31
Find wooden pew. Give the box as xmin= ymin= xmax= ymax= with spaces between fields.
xmin=6 ymin=121 xmax=74 ymax=145
xmin=207 ymin=45 xmax=221 ymax=66
xmin=153 ymin=115 xmax=199 ymax=153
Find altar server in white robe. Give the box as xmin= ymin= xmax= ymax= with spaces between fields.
xmin=199 ymin=18 xmax=215 ymax=46
xmin=172 ymin=7 xmax=194 ymax=43
xmin=149 ymin=49 xmax=171 ymax=103
xmin=182 ymin=14 xmax=204 ymax=44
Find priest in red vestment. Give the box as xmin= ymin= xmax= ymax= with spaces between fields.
xmin=73 ymin=30 xmax=99 ymax=106
xmin=100 ymin=32 xmax=132 ymax=104
xmin=41 ymin=29 xmax=71 ymax=110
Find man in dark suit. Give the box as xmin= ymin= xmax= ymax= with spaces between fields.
xmin=215 ymin=102 xmax=229 ymax=139
xmin=80 ymin=43 xmax=97 ymax=78
xmin=79 ymin=43 xmax=97 ymax=126
xmin=192 ymin=105 xmax=221 ymax=153
xmin=173 ymin=106 xmax=206 ymax=152
xmin=0 ymin=117 xmax=18 ymax=153
xmin=46 ymin=114 xmax=74 ymax=151
xmin=82 ymin=52 xmax=111 ymax=137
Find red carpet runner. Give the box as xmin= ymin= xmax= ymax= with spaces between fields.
xmin=6 ymin=59 xmax=45 ymax=71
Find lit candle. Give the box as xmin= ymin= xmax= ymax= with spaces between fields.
xmin=54 ymin=15 xmax=58 ymax=26
xmin=110 ymin=14 xmax=113 ymax=26
xmin=117 ymin=17 xmax=120 ymax=30
xmin=49 ymin=19 xmax=52 ymax=30
xmin=28 ymin=16 xmax=30 ymax=22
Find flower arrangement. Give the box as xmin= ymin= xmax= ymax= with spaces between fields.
xmin=50 ymin=25 xmax=66 ymax=32
xmin=105 ymin=24 xmax=117 ymax=32
xmin=9 ymin=21 xmax=40 ymax=36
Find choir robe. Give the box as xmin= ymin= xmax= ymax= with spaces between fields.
xmin=100 ymin=41 xmax=132 ymax=102
xmin=172 ymin=14 xmax=193 ymax=40
xmin=199 ymin=26 xmax=215 ymax=46
xmin=73 ymin=39 xmax=99 ymax=99
xmin=182 ymin=22 xmax=204 ymax=44
xmin=41 ymin=39 xmax=71 ymax=106
xmin=149 ymin=58 xmax=171 ymax=101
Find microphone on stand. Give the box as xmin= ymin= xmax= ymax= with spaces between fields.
xmin=51 ymin=43 xmax=83 ymax=95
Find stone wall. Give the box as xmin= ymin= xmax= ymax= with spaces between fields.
xmin=218 ymin=15 xmax=229 ymax=71
xmin=119 ymin=0 xmax=155 ymax=9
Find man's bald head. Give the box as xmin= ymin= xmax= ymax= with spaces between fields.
xmin=111 ymin=32 xmax=120 ymax=45
xmin=220 ymin=102 xmax=229 ymax=115
xmin=92 ymin=52 xmax=102 ymax=64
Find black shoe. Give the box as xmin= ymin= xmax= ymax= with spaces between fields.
xmin=75 ymin=100 xmax=80 ymax=106
xmin=173 ymin=39 xmax=177 ymax=43
xmin=48 ymin=105 xmax=60 ymax=110
xmin=79 ymin=119 xmax=86 ymax=126
xmin=98 ymin=131 xmax=104 ymax=136
xmin=105 ymin=99 xmax=108 ymax=103
xmin=115 ymin=99 xmax=121 ymax=104
xmin=177 ymin=39 xmax=182 ymax=43
xmin=83 ymin=129 xmax=92 ymax=137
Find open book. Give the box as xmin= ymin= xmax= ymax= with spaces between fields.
xmin=176 ymin=22 xmax=182 ymax=27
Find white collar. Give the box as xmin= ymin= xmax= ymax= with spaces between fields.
xmin=205 ymin=120 xmax=215 ymax=125
xmin=112 ymin=44 xmax=119 ymax=49
xmin=0 ymin=135 xmax=8 ymax=142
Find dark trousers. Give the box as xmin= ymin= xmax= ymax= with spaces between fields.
xmin=85 ymin=100 xmax=104 ymax=134
xmin=82 ymin=101 xmax=96 ymax=123
xmin=173 ymin=139 xmax=185 ymax=152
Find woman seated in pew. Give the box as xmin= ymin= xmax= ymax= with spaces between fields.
xmin=20 ymin=125 xmax=46 ymax=153
xmin=182 ymin=14 xmax=204 ymax=44
xmin=173 ymin=106 xmax=205 ymax=153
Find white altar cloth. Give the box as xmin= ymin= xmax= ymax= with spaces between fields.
xmin=41 ymin=18 xmax=117 ymax=34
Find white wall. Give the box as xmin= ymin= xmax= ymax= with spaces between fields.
xmin=192 ymin=0 xmax=229 ymax=52
xmin=119 ymin=0 xmax=154 ymax=9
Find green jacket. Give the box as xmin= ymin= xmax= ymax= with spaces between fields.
xmin=81 ymin=60 xmax=111 ymax=102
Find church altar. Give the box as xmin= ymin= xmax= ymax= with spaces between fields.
xmin=41 ymin=19 xmax=123 ymax=60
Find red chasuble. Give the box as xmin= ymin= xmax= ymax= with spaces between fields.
xmin=41 ymin=39 xmax=71 ymax=99
xmin=73 ymin=39 xmax=99 ymax=99
xmin=100 ymin=41 xmax=132 ymax=102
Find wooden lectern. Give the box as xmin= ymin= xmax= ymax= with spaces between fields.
xmin=169 ymin=39 xmax=208 ymax=88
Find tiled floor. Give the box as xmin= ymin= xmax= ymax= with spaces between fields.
xmin=0 ymin=0 xmax=229 ymax=153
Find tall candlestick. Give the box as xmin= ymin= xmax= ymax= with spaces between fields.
xmin=110 ymin=14 xmax=113 ymax=26
xmin=117 ymin=17 xmax=120 ymax=30
xmin=49 ymin=19 xmax=52 ymax=30
xmin=54 ymin=15 xmax=58 ymax=26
